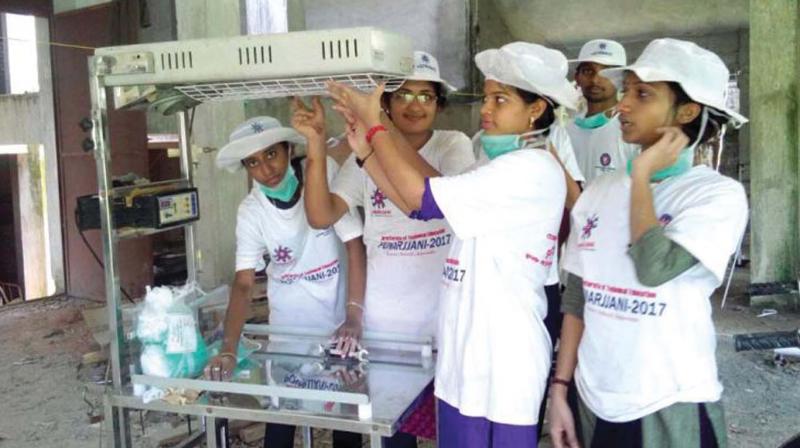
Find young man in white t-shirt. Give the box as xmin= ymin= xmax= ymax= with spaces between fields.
xmin=297 ymin=52 xmax=475 ymax=446
xmin=205 ymin=116 xmax=365 ymax=448
xmin=566 ymin=39 xmax=639 ymax=185
xmin=326 ymin=41 xmax=581 ymax=448
xmin=549 ymin=39 xmax=749 ymax=448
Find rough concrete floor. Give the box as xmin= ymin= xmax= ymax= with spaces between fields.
xmin=0 ymin=267 xmax=797 ymax=447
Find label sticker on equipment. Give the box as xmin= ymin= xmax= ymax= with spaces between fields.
xmin=166 ymin=314 xmax=198 ymax=353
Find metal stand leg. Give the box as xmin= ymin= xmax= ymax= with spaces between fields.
xmin=301 ymin=426 xmax=312 ymax=448
xmin=202 ymin=418 xmax=230 ymax=448
xmin=369 ymin=433 xmax=382 ymax=448
xmin=103 ymin=395 xmax=114 ymax=445
xmin=104 ymin=395 xmax=131 ymax=448
xmin=218 ymin=419 xmax=230 ymax=448
xmin=204 ymin=417 xmax=218 ymax=448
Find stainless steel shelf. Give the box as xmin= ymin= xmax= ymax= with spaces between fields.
xmin=114 ymin=222 xmax=193 ymax=240
xmin=110 ymin=178 xmax=190 ymax=196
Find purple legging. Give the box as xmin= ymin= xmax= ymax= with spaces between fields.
xmin=437 ymin=399 xmax=538 ymax=448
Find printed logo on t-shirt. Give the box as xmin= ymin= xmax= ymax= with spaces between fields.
xmin=272 ymin=245 xmax=294 ymax=264
xmin=578 ymin=215 xmax=599 ymax=250
xmin=442 ymin=257 xmax=466 ymax=283
xmin=658 ymin=214 xmax=673 ymax=226
xmin=378 ymin=228 xmax=452 ymax=256
xmin=596 ymin=153 xmax=615 ymax=173
xmin=525 ymin=233 xmax=558 ymax=268
xmin=581 ymin=215 xmax=598 ymax=239
xmin=583 ymin=279 xmax=668 ymax=321
xmin=370 ymin=188 xmax=391 ymax=216
xmin=276 ymin=259 xmax=340 ymax=284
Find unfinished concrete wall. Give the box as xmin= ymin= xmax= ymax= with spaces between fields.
xmin=15 ymin=146 xmax=47 ymax=298
xmin=174 ymin=0 xmax=249 ymax=290
xmin=0 ymin=16 xmax=64 ymax=298
xmin=491 ymin=0 xmax=747 ymax=48
xmin=36 ymin=16 xmax=64 ymax=297
xmin=142 ymin=0 xmax=179 ymax=135
xmin=52 ymin=0 xmax=112 ymax=15
xmin=749 ymin=0 xmax=799 ymax=285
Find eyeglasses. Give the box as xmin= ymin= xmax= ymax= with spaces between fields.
xmin=391 ymin=91 xmax=438 ymax=105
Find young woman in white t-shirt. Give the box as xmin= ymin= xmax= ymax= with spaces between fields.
xmin=325 ymin=42 xmax=580 ymax=448
xmin=296 ymin=51 xmax=475 ymax=447
xmin=205 ymin=116 xmax=366 ymax=448
xmin=549 ymin=39 xmax=749 ymax=448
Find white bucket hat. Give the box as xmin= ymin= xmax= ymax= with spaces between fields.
xmin=599 ymin=38 xmax=748 ymax=127
xmin=475 ymin=42 xmax=581 ymax=111
xmin=216 ymin=116 xmax=306 ymax=173
xmin=569 ymin=39 xmax=626 ymax=67
xmin=404 ymin=50 xmax=457 ymax=92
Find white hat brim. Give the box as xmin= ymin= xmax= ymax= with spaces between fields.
xmin=567 ymin=56 xmax=625 ymax=67
xmin=403 ymin=73 xmax=458 ymax=92
xmin=216 ymin=127 xmax=306 ymax=173
xmin=476 ymin=49 xmax=580 ymax=110
xmin=600 ymin=65 xmax=748 ymax=126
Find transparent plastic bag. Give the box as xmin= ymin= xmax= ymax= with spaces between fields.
xmin=206 ymin=336 xmax=262 ymax=366
xmin=136 ymin=284 xmax=209 ymax=378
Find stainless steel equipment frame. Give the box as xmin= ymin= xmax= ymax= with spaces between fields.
xmin=87 ymin=31 xmax=423 ymax=447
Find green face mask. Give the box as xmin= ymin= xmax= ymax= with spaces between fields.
xmin=480 ymin=134 xmax=523 ymax=160
xmin=626 ymin=106 xmax=710 ymax=182
xmin=574 ymin=111 xmax=612 ymax=129
xmin=627 ymin=147 xmax=694 ymax=182
xmin=479 ymin=129 xmax=547 ymax=160
xmin=259 ymin=164 xmax=299 ymax=202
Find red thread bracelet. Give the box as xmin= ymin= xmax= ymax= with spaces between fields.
xmin=366 ymin=124 xmax=387 ymax=144
xmin=550 ymin=377 xmax=570 ymax=388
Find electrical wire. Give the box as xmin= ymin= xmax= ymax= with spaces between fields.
xmin=77 ymin=224 xmax=136 ymax=304
xmin=0 ymin=35 xmax=94 ymax=51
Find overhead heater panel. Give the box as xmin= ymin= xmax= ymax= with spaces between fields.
xmin=93 ymin=27 xmax=414 ymax=102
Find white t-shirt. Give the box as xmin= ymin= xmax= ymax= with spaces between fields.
xmin=562 ymin=166 xmax=748 ymax=422
xmin=472 ymin=127 xmax=582 ymax=287
xmin=546 ymin=124 xmax=586 ymax=183
xmin=565 ymin=115 xmax=640 ymax=185
xmin=235 ymin=157 xmax=363 ymax=333
xmin=332 ymin=130 xmax=475 ymax=338
xmin=545 ymin=124 xmax=584 ymax=286
xmin=430 ymin=149 xmax=566 ymax=425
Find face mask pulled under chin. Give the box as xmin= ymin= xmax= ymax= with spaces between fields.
xmin=480 ymin=127 xmax=549 ymax=160
xmin=627 ymin=106 xmax=711 ymax=181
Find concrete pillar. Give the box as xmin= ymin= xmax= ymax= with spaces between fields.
xmin=749 ymin=0 xmax=800 ymax=286
xmin=174 ymin=0 xmax=249 ymax=290
xmin=0 ymin=17 xmax=64 ymax=298
xmin=16 ymin=145 xmax=47 ymax=299
xmin=36 ymin=16 xmax=64 ymax=296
